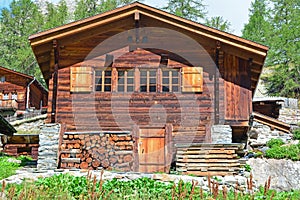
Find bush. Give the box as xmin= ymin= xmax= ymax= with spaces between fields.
xmin=292 ymin=128 xmax=300 ymax=140
xmin=266 ymin=138 xmax=284 ymax=148
xmin=265 ymin=144 xmax=300 ymax=161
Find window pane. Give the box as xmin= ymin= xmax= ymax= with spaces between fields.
xmin=95 ymin=85 xmax=101 ymax=91
xmin=140 ymin=85 xmax=147 ymax=92
xmin=172 ymin=71 xmax=179 ymax=76
xmin=172 ymin=78 xmax=179 ymax=84
xmin=149 ymin=71 xmax=156 ymax=76
xmin=104 ymin=86 xmax=111 ymax=91
xmin=95 ymin=71 xmax=102 ymax=76
xmin=149 ymin=86 xmax=156 ymax=92
xmin=118 ymin=78 xmax=124 ymax=84
xmin=162 ymin=86 xmax=170 ymax=92
xmin=104 ymin=78 xmax=111 ymax=84
xmin=118 ymin=85 xmax=124 ymax=92
xmin=118 ymin=71 xmax=125 ymax=77
xmin=150 ymin=78 xmax=156 ymax=84
xmin=172 ymin=86 xmax=179 ymax=92
xmin=162 ymin=71 xmax=169 ymax=77
xmin=105 ymin=71 xmax=111 ymax=76
xmin=127 ymin=86 xmax=134 ymax=92
xmin=127 ymin=78 xmax=134 ymax=84
xmin=162 ymin=78 xmax=169 ymax=84
xmin=140 ymin=71 xmax=147 ymax=76
xmin=140 ymin=77 xmax=147 ymax=84
xmin=127 ymin=71 xmax=134 ymax=76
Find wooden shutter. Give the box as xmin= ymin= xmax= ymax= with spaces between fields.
xmin=70 ymin=66 xmax=93 ymax=92
xmin=181 ymin=67 xmax=203 ymax=92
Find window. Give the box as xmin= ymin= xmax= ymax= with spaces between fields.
xmin=95 ymin=68 xmax=111 ymax=92
xmin=140 ymin=69 xmax=157 ymax=92
xmin=0 ymin=76 xmax=5 ymax=83
xmin=12 ymin=92 xmax=18 ymax=100
xmin=117 ymin=69 xmax=135 ymax=92
xmin=3 ymin=93 xmax=9 ymax=100
xmin=162 ymin=69 xmax=180 ymax=92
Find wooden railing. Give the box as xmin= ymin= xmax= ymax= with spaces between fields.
xmin=0 ymin=99 xmax=18 ymax=109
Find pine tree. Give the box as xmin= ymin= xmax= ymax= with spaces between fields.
xmin=43 ymin=0 xmax=70 ymax=30
xmin=74 ymin=0 xmax=134 ymax=20
xmin=0 ymin=0 xmax=44 ymax=80
xmin=163 ymin=0 xmax=207 ymax=22
xmin=263 ymin=0 xmax=300 ymax=98
xmin=242 ymin=0 xmax=271 ymax=45
xmin=205 ymin=16 xmax=232 ymax=32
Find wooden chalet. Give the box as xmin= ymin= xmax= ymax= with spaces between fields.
xmin=29 ymin=3 xmax=268 ymax=173
xmin=0 ymin=66 xmax=48 ymax=112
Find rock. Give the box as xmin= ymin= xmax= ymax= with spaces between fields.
xmin=249 ymin=129 xmax=259 ymax=139
xmin=247 ymin=158 xmax=300 ymax=191
xmin=7 ymin=158 xmax=21 ymax=164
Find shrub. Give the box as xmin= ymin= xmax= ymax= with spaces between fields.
xmin=266 ymin=138 xmax=284 ymax=148
xmin=292 ymin=128 xmax=300 ymax=140
xmin=265 ymin=144 xmax=300 ymax=161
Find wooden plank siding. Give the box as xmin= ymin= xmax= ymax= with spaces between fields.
xmin=222 ymin=53 xmax=252 ymax=122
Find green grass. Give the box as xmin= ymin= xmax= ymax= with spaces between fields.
xmin=0 ymin=154 xmax=33 ymax=180
xmin=2 ymin=173 xmax=300 ymax=200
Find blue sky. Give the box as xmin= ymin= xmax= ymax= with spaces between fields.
xmin=0 ymin=0 xmax=253 ymax=36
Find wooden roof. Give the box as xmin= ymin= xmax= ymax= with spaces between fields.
xmin=0 ymin=66 xmax=48 ymax=93
xmin=0 ymin=115 xmax=16 ymax=136
xmin=29 ymin=2 xmax=268 ymax=92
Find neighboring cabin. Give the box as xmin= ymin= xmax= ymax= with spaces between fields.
xmin=0 ymin=66 xmax=48 ymax=113
xmin=29 ymin=3 xmax=268 ymax=172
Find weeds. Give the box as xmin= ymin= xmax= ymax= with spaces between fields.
xmin=1 ymin=171 xmax=300 ymax=200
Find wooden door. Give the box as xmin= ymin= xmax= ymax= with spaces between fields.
xmin=138 ymin=128 xmax=166 ymax=173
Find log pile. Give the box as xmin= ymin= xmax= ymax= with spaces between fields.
xmin=176 ymin=143 xmax=245 ymax=176
xmin=60 ymin=133 xmax=134 ymax=171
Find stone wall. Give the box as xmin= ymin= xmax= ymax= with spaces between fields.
xmin=248 ymin=158 xmax=300 ymax=191
xmin=248 ymin=121 xmax=293 ymax=147
xmin=279 ymin=108 xmax=300 ymax=126
xmin=211 ymin=125 xmax=232 ymax=143
xmin=38 ymin=123 xmax=60 ymax=169
xmin=60 ymin=132 xmax=134 ymax=171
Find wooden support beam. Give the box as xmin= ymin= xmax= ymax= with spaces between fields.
xmin=214 ymin=41 xmax=220 ymax=124
xmin=51 ymin=40 xmax=59 ymax=123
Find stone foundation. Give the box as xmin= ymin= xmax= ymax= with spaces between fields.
xmin=38 ymin=123 xmax=60 ymax=169
xmin=60 ymin=132 xmax=134 ymax=171
xmin=211 ymin=125 xmax=232 ymax=143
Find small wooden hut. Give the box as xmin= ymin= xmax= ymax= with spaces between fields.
xmin=29 ymin=2 xmax=268 ymax=173
xmin=0 ymin=66 xmax=48 ymax=112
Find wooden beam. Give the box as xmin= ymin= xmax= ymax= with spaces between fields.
xmin=214 ymin=41 xmax=220 ymax=124
xmin=51 ymin=40 xmax=59 ymax=123
xmin=252 ymin=112 xmax=291 ymax=133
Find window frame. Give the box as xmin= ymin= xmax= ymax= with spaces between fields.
xmin=94 ymin=67 xmax=112 ymax=92
xmin=117 ymin=69 xmax=135 ymax=93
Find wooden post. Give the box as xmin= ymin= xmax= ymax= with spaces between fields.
xmin=57 ymin=123 xmax=66 ymax=168
xmin=132 ymin=125 xmax=139 ymax=172
xmin=214 ymin=41 xmax=221 ymax=124
xmin=51 ymin=40 xmax=59 ymax=123
xmin=165 ymin=123 xmax=173 ymax=173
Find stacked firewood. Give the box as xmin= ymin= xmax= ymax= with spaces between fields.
xmin=60 ymin=133 xmax=134 ymax=171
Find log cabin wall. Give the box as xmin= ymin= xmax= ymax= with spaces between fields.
xmin=29 ymin=82 xmax=48 ymax=110
xmin=52 ymin=48 xmax=218 ymax=147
